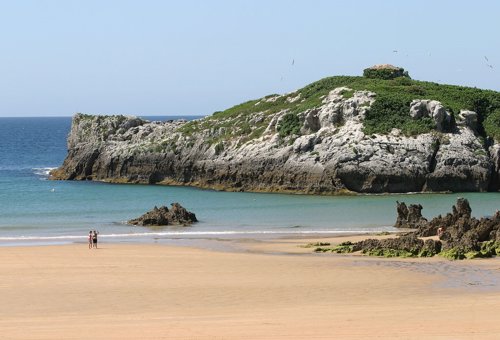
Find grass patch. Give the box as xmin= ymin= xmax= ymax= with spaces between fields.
xmin=340 ymin=88 xmax=354 ymax=99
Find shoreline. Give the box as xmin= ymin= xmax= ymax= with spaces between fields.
xmin=1 ymin=241 xmax=500 ymax=339
xmin=0 ymin=230 xmax=399 ymax=247
xmin=49 ymin=175 xmax=463 ymax=196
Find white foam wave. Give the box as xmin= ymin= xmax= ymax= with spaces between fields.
xmin=0 ymin=229 xmax=394 ymax=242
xmin=32 ymin=167 xmax=56 ymax=177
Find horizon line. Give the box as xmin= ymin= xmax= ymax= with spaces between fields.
xmin=0 ymin=114 xmax=207 ymax=118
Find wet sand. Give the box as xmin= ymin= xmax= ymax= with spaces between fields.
xmin=1 ymin=238 xmax=500 ymax=339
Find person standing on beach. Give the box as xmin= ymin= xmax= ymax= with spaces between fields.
xmin=88 ymin=231 xmax=93 ymax=249
xmin=92 ymin=230 xmax=99 ymax=249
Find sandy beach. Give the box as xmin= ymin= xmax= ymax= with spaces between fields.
xmin=1 ymin=237 xmax=500 ymax=339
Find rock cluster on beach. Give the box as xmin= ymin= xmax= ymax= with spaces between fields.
xmin=318 ymin=234 xmax=442 ymax=258
xmin=128 ymin=202 xmax=197 ymax=226
xmin=50 ymin=67 xmax=500 ymax=194
xmin=317 ymin=198 xmax=500 ymax=260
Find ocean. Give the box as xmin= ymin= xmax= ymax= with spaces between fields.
xmin=1 ymin=116 xmax=500 ymax=246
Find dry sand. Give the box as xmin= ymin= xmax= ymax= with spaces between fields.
xmin=1 ymin=237 xmax=500 ymax=339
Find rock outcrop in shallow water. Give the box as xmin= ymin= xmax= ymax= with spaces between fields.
xmin=128 ymin=202 xmax=197 ymax=226
xmin=51 ymin=72 xmax=500 ymax=194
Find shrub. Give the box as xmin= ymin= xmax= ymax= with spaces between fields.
xmin=214 ymin=142 xmax=224 ymax=155
xmin=363 ymin=95 xmax=435 ymax=136
xmin=484 ymin=109 xmax=500 ymax=142
xmin=277 ymin=113 xmax=301 ymax=137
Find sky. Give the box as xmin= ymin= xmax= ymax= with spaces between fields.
xmin=0 ymin=0 xmax=498 ymax=117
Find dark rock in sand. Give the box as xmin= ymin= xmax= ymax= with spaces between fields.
xmin=420 ymin=239 xmax=442 ymax=257
xmin=128 ymin=202 xmax=197 ymax=226
xmin=354 ymin=234 xmax=429 ymax=257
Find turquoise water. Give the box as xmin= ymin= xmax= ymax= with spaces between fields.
xmin=1 ymin=117 xmax=500 ymax=245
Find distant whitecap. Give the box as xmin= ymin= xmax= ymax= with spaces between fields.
xmin=32 ymin=167 xmax=56 ymax=179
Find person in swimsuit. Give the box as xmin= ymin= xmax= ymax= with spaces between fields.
xmin=92 ymin=230 xmax=99 ymax=249
xmin=88 ymin=231 xmax=93 ymax=249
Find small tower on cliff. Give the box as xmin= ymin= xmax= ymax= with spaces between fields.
xmin=363 ymin=64 xmax=410 ymax=80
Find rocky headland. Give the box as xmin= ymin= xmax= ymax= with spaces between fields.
xmin=51 ymin=66 xmax=500 ymax=194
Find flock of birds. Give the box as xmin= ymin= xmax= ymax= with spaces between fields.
xmin=279 ymin=51 xmax=494 ymax=83
xmin=392 ymin=49 xmax=494 ymax=70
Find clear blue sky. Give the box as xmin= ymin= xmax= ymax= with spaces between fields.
xmin=0 ymin=0 xmax=498 ymax=117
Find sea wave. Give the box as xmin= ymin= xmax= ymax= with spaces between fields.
xmin=32 ymin=167 xmax=56 ymax=178
xmin=0 ymin=229 xmax=394 ymax=242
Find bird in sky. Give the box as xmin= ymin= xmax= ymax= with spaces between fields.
xmin=291 ymin=59 xmax=295 ymax=66
xmin=484 ymin=56 xmax=494 ymax=69
xmin=392 ymin=50 xmax=398 ymax=53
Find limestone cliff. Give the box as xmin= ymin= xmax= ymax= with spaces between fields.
xmin=52 ymin=73 xmax=500 ymax=194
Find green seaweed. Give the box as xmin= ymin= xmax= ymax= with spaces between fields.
xmin=439 ymin=248 xmax=466 ymax=260
xmin=362 ymin=248 xmax=416 ymax=258
xmin=313 ymin=247 xmax=331 ymax=253
xmin=303 ymin=242 xmax=331 ymax=248
xmin=418 ymin=248 xmax=438 ymax=258
xmin=479 ymin=240 xmax=500 ymax=257
xmin=443 ymin=241 xmax=500 ymax=260
xmin=330 ymin=241 xmax=356 ymax=254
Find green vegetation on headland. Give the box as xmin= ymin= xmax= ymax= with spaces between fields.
xmin=178 ymin=66 xmax=500 ymax=144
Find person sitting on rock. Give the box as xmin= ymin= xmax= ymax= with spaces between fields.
xmin=437 ymin=227 xmax=445 ymax=238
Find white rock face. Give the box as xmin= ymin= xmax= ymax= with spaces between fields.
xmin=458 ymin=110 xmax=478 ymax=131
xmin=409 ymin=99 xmax=451 ymax=131
xmin=316 ymin=88 xmax=376 ymax=128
